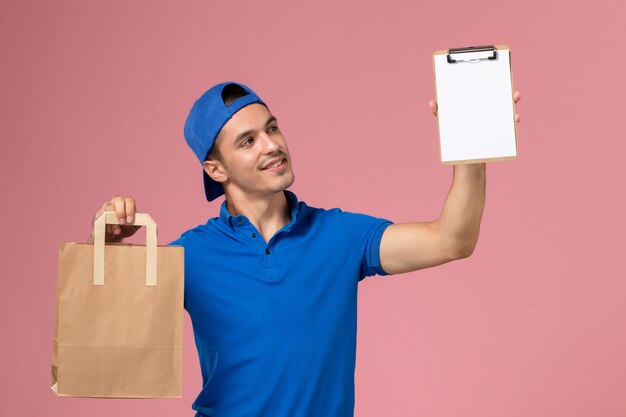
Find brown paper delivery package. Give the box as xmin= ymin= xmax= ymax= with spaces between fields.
xmin=51 ymin=212 xmax=184 ymax=398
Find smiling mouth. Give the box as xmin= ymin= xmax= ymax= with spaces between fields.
xmin=261 ymin=158 xmax=286 ymax=170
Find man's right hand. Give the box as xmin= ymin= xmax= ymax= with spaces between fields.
xmin=88 ymin=195 xmax=141 ymax=243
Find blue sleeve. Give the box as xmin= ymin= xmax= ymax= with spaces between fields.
xmin=337 ymin=209 xmax=394 ymax=280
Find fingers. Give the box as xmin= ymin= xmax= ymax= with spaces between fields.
xmin=428 ymin=100 xmax=438 ymax=116
xmin=110 ymin=195 xmax=137 ymax=223
xmin=96 ymin=195 xmax=138 ymax=238
xmin=515 ymin=113 xmax=521 ymax=123
xmin=124 ymin=197 xmax=136 ymax=224
xmin=101 ymin=201 xmax=123 ymax=236
xmin=111 ymin=195 xmax=127 ymax=224
xmin=514 ymin=90 xmax=521 ymax=103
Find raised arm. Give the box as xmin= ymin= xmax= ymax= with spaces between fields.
xmin=379 ymin=163 xmax=486 ymax=274
xmin=378 ymin=91 xmax=521 ymax=275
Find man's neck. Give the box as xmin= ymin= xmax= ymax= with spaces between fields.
xmin=225 ymin=190 xmax=291 ymax=242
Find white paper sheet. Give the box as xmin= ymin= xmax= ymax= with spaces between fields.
xmin=433 ymin=46 xmax=517 ymax=163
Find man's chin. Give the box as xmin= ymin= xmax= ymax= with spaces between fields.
xmin=228 ymin=173 xmax=295 ymax=197
xmin=269 ymin=174 xmax=296 ymax=195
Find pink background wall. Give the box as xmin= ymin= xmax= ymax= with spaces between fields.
xmin=1 ymin=0 xmax=625 ymax=416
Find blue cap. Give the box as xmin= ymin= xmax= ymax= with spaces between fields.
xmin=184 ymin=81 xmax=268 ymax=201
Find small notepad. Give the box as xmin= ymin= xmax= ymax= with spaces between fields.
xmin=432 ymin=45 xmax=518 ymax=164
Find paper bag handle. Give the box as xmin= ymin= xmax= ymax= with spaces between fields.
xmin=93 ymin=211 xmax=158 ymax=286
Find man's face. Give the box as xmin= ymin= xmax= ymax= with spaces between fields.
xmin=203 ymin=103 xmax=295 ymax=199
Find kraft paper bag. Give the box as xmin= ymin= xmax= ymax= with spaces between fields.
xmin=51 ymin=212 xmax=184 ymax=398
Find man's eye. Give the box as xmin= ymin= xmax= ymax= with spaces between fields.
xmin=268 ymin=125 xmax=278 ymax=133
xmin=242 ymin=137 xmax=254 ymax=146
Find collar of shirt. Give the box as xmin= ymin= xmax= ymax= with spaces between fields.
xmin=218 ymin=189 xmax=301 ymax=233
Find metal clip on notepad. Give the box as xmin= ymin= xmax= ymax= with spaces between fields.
xmin=446 ymin=45 xmax=498 ymax=64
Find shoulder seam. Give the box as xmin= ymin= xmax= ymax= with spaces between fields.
xmin=334 ymin=209 xmax=360 ymax=264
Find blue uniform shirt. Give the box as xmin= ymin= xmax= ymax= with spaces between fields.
xmin=167 ymin=190 xmax=394 ymax=417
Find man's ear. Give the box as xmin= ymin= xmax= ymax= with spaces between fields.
xmin=203 ymin=160 xmax=228 ymax=184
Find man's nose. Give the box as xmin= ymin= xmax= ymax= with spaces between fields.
xmin=259 ymin=132 xmax=279 ymax=152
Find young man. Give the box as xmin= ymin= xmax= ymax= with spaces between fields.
xmin=90 ymin=81 xmax=521 ymax=417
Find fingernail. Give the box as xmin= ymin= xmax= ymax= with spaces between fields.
xmin=127 ymin=216 xmax=132 ymax=223
xmin=119 ymin=218 xmax=125 ymax=224
xmin=114 ymin=228 xmax=120 ymax=234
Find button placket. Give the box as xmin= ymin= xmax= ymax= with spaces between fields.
xmin=263 ymin=243 xmax=276 ymax=280
xmin=231 ymin=213 xmax=292 ymax=281
xmin=263 ymin=228 xmax=288 ymax=271
xmin=239 ymin=222 xmax=265 ymax=251
xmin=264 ymin=245 xmax=275 ymax=268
